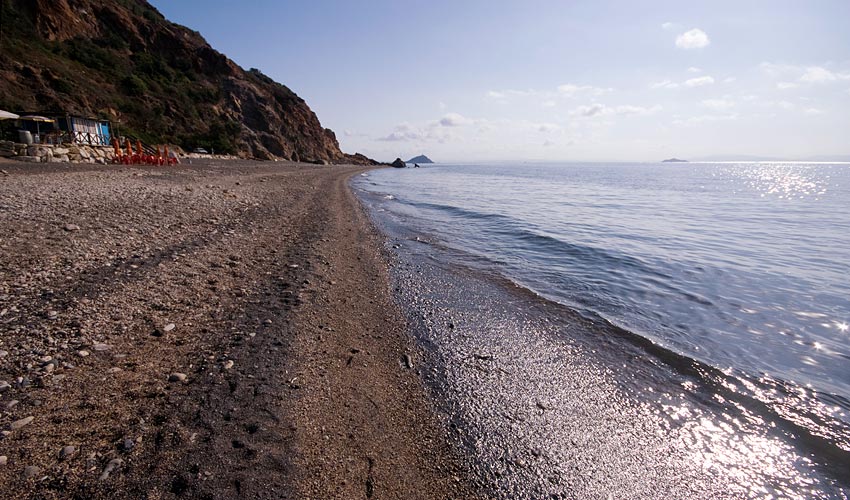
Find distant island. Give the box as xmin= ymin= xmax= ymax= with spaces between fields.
xmin=407 ymin=155 xmax=434 ymax=164
xmin=662 ymin=158 xmax=688 ymax=163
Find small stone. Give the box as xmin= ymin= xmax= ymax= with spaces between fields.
xmin=0 ymin=350 xmax=7 ymax=358
xmin=10 ymin=416 xmax=34 ymax=430
xmin=93 ymin=343 xmax=110 ymax=352
xmin=163 ymin=323 xmax=176 ymax=332
xmin=47 ymin=310 xmax=58 ymax=319
xmin=99 ymin=458 xmax=122 ymax=480
xmin=403 ymin=354 xmax=414 ymax=369
xmin=107 ymin=367 xmax=122 ymax=374
xmin=0 ymin=456 xmax=7 ymax=466
xmin=168 ymin=373 xmax=187 ymax=383
xmin=122 ymin=438 xmax=135 ymax=452
xmin=23 ymin=465 xmax=41 ymax=479
xmin=222 ymin=360 xmax=234 ymax=370
xmin=59 ymin=446 xmax=76 ymax=460
xmin=77 ymin=350 xmax=90 ymax=357
xmin=63 ymin=224 xmax=81 ymax=232
xmin=0 ymin=381 xmax=10 ymax=392
xmin=263 ymin=319 xmax=273 ymax=325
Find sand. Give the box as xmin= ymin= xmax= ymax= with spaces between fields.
xmin=0 ymin=159 xmax=475 ymax=499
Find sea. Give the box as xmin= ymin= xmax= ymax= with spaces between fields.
xmin=354 ymin=162 xmax=850 ymax=499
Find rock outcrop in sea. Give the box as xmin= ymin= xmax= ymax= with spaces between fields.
xmin=407 ymin=155 xmax=433 ymax=164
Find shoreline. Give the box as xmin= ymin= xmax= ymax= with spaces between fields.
xmin=354 ymin=171 xmax=850 ymax=499
xmin=0 ymin=159 xmax=474 ymax=498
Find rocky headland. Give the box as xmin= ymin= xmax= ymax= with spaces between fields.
xmin=0 ymin=0 xmax=374 ymax=164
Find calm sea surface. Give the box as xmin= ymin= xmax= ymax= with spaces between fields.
xmin=355 ymin=162 xmax=850 ymax=454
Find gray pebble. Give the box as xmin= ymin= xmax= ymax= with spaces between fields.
xmin=93 ymin=343 xmax=110 ymax=352
xmin=0 ymin=350 xmax=7 ymax=358
xmin=403 ymin=354 xmax=414 ymax=369
xmin=0 ymin=456 xmax=7 ymax=466
xmin=99 ymin=458 xmax=122 ymax=480
xmin=122 ymin=438 xmax=135 ymax=452
xmin=63 ymin=224 xmax=81 ymax=231
xmin=168 ymin=373 xmax=187 ymax=383
xmin=77 ymin=350 xmax=90 ymax=357
xmin=223 ymin=360 xmax=234 ymax=370
xmin=0 ymin=381 xmax=10 ymax=392
xmin=163 ymin=323 xmax=176 ymax=332
xmin=59 ymin=446 xmax=76 ymax=460
xmin=23 ymin=465 xmax=42 ymax=479
xmin=10 ymin=416 xmax=34 ymax=430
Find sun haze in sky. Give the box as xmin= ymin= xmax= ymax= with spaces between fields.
xmin=151 ymin=0 xmax=850 ymax=162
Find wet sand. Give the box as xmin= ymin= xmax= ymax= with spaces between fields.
xmin=0 ymin=159 xmax=474 ymax=499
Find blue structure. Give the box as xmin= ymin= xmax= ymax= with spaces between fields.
xmin=18 ymin=114 xmax=112 ymax=146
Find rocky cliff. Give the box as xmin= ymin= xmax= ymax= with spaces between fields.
xmin=0 ymin=0 xmax=373 ymax=163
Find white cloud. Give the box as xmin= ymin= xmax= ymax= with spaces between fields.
xmin=537 ymin=123 xmax=560 ymax=133
xmin=803 ymin=107 xmax=824 ymax=115
xmin=673 ymin=114 xmax=738 ymax=126
xmin=571 ymin=104 xmax=661 ymax=118
xmin=650 ymin=79 xmax=679 ymax=90
xmin=662 ymin=22 xmax=677 ymax=31
xmin=575 ymin=103 xmax=606 ymax=117
xmin=377 ymin=130 xmax=421 ymax=142
xmin=687 ymin=67 xmax=703 ymax=73
xmin=557 ymin=83 xmax=612 ymax=96
xmin=760 ymin=62 xmax=850 ymax=84
xmin=723 ymin=77 xmax=736 ymax=83
xmin=487 ymin=89 xmax=535 ymax=99
xmin=800 ymin=66 xmax=850 ymax=83
xmin=701 ymin=98 xmax=735 ymax=110
xmin=543 ymin=139 xmax=555 ymax=147
xmin=439 ymin=113 xmax=469 ymax=127
xmin=542 ymin=100 xmax=557 ymax=108
xmin=675 ymin=29 xmax=710 ymax=49
xmin=684 ymin=76 xmax=715 ymax=87
xmin=759 ymin=62 xmax=804 ymax=78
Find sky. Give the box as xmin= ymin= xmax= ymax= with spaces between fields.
xmin=149 ymin=0 xmax=850 ymax=162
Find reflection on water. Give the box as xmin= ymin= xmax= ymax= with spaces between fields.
xmin=355 ymin=161 xmax=850 ymax=497
xmin=725 ymin=162 xmax=832 ymax=199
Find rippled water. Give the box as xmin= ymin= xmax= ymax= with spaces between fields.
xmin=355 ymin=162 xmax=850 ymax=458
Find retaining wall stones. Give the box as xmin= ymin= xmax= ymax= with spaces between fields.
xmin=0 ymin=141 xmax=116 ymax=164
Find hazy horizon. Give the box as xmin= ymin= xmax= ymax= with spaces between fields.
xmin=151 ymin=0 xmax=850 ymax=163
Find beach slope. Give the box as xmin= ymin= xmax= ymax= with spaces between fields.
xmin=0 ymin=160 xmax=472 ymax=499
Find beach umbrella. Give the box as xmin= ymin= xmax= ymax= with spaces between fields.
xmin=0 ymin=110 xmax=20 ymax=120
xmin=19 ymin=115 xmax=55 ymax=138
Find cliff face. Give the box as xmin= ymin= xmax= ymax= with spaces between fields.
xmin=0 ymin=0 xmax=373 ymax=163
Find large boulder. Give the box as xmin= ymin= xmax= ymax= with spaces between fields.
xmin=391 ymin=158 xmax=406 ymax=169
